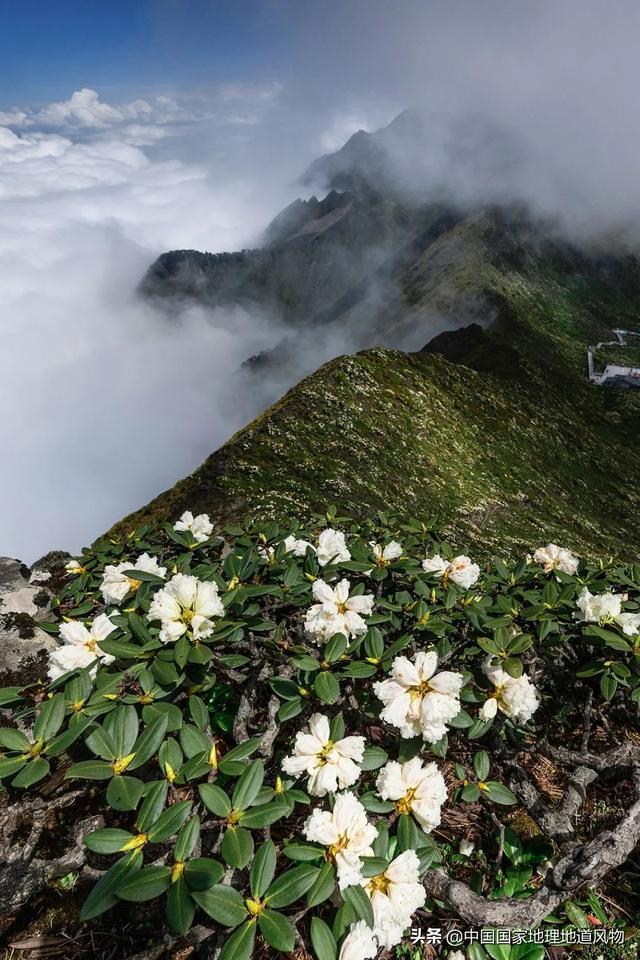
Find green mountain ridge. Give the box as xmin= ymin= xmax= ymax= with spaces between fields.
xmin=111 ymin=301 xmax=640 ymax=558
xmin=117 ymin=113 xmax=640 ymax=557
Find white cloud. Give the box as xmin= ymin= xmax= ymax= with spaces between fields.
xmin=0 ymin=108 xmax=32 ymax=127
xmin=36 ymin=88 xmax=136 ymax=128
xmin=0 ymin=87 xmax=301 ymax=562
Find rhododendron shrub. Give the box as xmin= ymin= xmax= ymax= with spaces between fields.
xmin=0 ymin=514 xmax=639 ymax=959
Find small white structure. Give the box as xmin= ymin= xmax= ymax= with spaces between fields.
xmin=588 ymin=329 xmax=640 ymax=388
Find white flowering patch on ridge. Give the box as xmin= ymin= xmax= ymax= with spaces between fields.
xmin=305 ymin=578 xmax=375 ymax=642
xmin=373 ymin=651 xmax=465 ymax=742
xmin=101 ymin=553 xmax=166 ymax=605
xmin=479 ymin=657 xmax=539 ymax=722
xmin=281 ymin=713 xmax=365 ymax=796
xmin=48 ymin=613 xmax=117 ymax=680
xmin=147 ymin=573 xmax=224 ymax=644
xmin=17 ymin=515 xmax=640 ymax=958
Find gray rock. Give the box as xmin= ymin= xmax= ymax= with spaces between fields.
xmin=0 ymin=557 xmax=58 ymax=682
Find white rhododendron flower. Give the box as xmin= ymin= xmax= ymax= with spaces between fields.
xmin=100 ymin=553 xmax=166 ymax=605
xmin=281 ymin=713 xmax=365 ymax=796
xmin=303 ymin=791 xmax=377 ymax=889
xmin=48 ymin=613 xmax=116 ymax=680
xmin=533 ymin=543 xmax=579 ymax=575
xmin=480 ymin=659 xmax=539 ymax=723
xmin=373 ymin=651 xmax=464 ymax=742
xmin=173 ymin=511 xmax=213 ymax=544
xmin=283 ymin=534 xmax=314 ymax=556
xmin=316 ymin=528 xmax=351 ymax=566
xmin=575 ymin=586 xmax=622 ymax=623
xmin=376 ymin=757 xmax=447 ymax=832
xmin=305 ymin=579 xmax=374 ymax=642
xmin=370 ymin=541 xmax=403 ymax=566
xmin=422 ymin=553 xmax=480 ymax=589
xmin=147 ymin=573 xmax=224 ymax=644
xmin=363 ymin=849 xmax=426 ymax=949
xmin=575 ymin=587 xmax=640 ymax=635
xmin=421 ymin=554 xmax=449 ymax=577
xmin=65 ymin=559 xmax=86 ymax=576
xmin=338 ymin=921 xmax=378 ymax=960
xmin=616 ymin=612 xmax=640 ymax=636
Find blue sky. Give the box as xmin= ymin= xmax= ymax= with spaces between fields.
xmin=0 ymin=1 xmax=293 ymax=104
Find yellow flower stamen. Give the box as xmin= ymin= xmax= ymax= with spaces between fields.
xmin=367 ymin=872 xmax=391 ymax=896
xmin=395 ymin=786 xmax=418 ymax=816
xmin=408 ymin=679 xmax=431 ymax=700
xmin=326 ymin=835 xmax=349 ymax=861
xmin=316 ymin=741 xmax=335 ymax=767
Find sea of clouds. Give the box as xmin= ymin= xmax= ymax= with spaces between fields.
xmin=0 ymin=85 xmax=313 ymax=561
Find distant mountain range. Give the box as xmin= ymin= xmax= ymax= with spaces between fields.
xmin=116 ymin=109 xmax=640 ymax=555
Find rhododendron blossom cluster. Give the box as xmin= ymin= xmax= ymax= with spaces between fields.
xmin=1 ymin=517 xmax=636 ymax=960
xmin=148 ymin=573 xmax=224 ymax=643
xmin=373 ymin=651 xmax=465 ymax=741
xmin=305 ymin=578 xmax=375 ymax=642
xmin=282 ymin=713 xmax=365 ymax=795
xmin=422 ymin=553 xmax=480 ymax=589
xmin=101 ymin=552 xmax=166 ymax=605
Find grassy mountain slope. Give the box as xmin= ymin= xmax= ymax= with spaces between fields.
xmin=111 ymin=231 xmax=640 ymax=557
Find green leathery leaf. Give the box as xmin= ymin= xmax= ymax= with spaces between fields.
xmin=250 ymin=840 xmax=277 ymax=898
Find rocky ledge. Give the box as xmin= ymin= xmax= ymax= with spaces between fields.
xmin=0 ymin=553 xmax=68 ymax=685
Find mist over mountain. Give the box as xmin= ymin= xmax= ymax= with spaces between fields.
xmin=141 ymin=105 xmax=640 ymax=399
